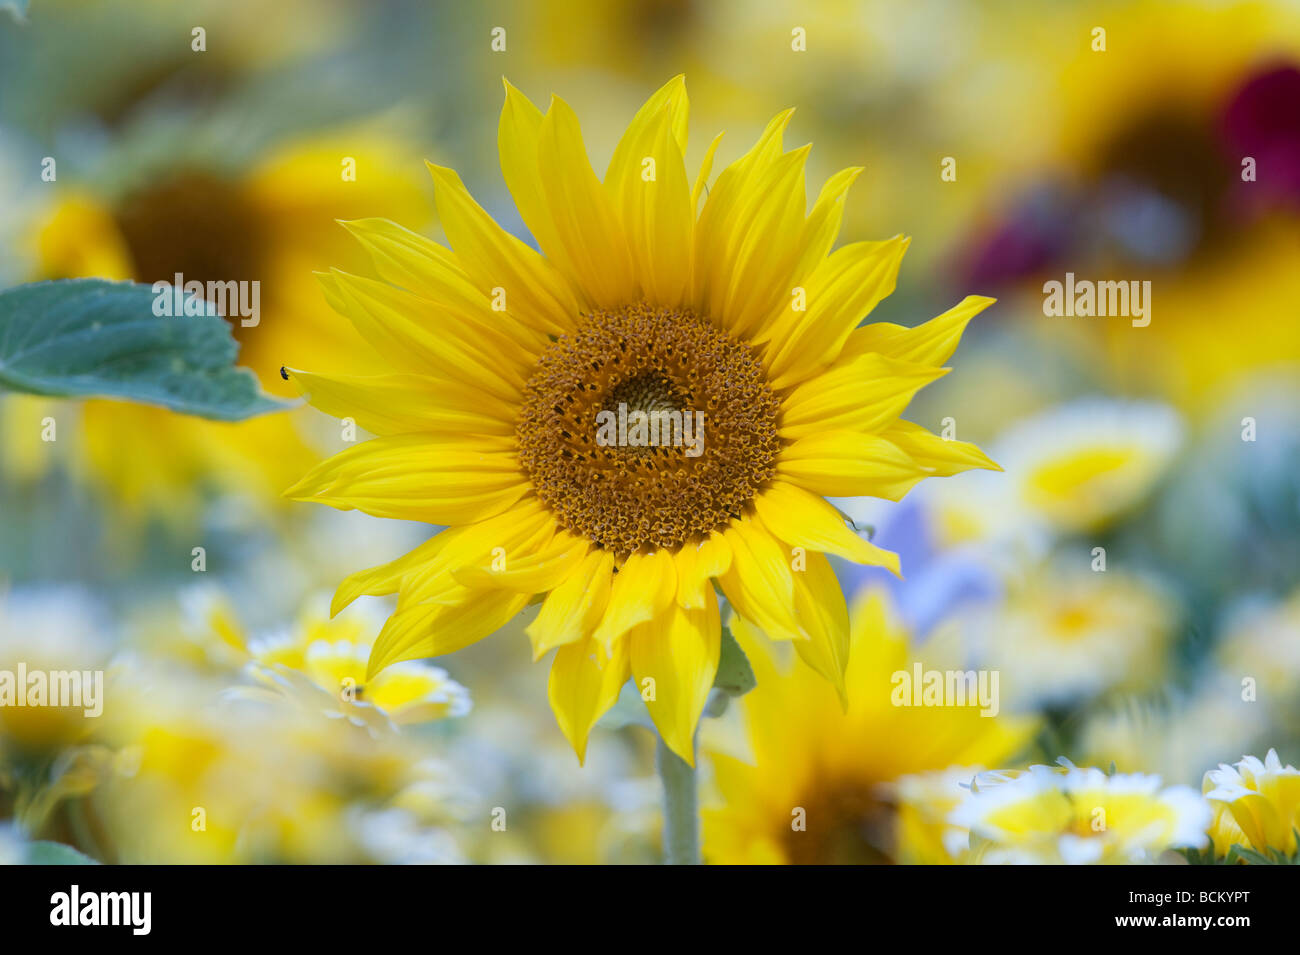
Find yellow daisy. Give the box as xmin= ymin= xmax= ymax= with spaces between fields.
xmin=1203 ymin=749 xmax=1300 ymax=859
xmin=953 ymin=763 xmax=1212 ymax=865
xmin=285 ymin=77 xmax=999 ymax=765
xmin=945 ymin=567 xmax=1177 ymax=709
xmin=190 ymin=594 xmax=470 ymax=728
xmin=701 ymin=590 xmax=1034 ymax=863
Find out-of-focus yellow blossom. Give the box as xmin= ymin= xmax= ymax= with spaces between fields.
xmin=947 ymin=568 xmax=1176 ymax=709
xmin=16 ymin=132 xmax=432 ymax=526
xmin=1101 ymin=226 xmax=1300 ymax=414
xmin=703 ymin=590 xmax=1035 ymax=864
xmin=0 ymin=588 xmax=132 ymax=842
xmin=989 ymin=398 xmax=1183 ymax=535
xmin=89 ymin=663 xmax=466 ymax=864
xmin=0 ymin=588 xmax=112 ymax=756
xmin=905 ymin=398 xmax=1183 ymax=579
xmin=190 ymin=594 xmax=471 ymax=728
xmin=1203 ymin=749 xmax=1300 ymax=859
xmin=952 ymin=762 xmax=1211 ymax=864
xmin=959 ymin=0 xmax=1300 ymax=414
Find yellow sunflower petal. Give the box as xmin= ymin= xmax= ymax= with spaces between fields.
xmin=341 ymin=217 xmax=549 ymax=355
xmin=426 ymin=162 xmax=579 ymax=336
xmin=752 ymin=480 xmax=901 ymax=575
xmin=751 ymin=165 xmax=865 ymax=345
xmin=789 ymin=550 xmax=851 ymax=706
xmin=284 ymin=435 xmax=527 ymax=524
xmin=324 ymin=268 xmax=526 ymax=401
xmin=548 ymin=634 xmax=631 ymax=764
xmin=284 ymin=368 xmax=515 ymax=437
xmin=763 ymin=236 xmax=910 ymax=390
xmin=537 ymin=95 xmax=637 ymax=307
xmin=607 ymin=74 xmax=689 ymax=167
xmin=778 ymin=353 xmax=948 ymax=441
xmin=606 ymin=91 xmax=692 ymax=305
xmin=398 ymin=500 xmax=555 ymax=606
xmin=691 ymin=108 xmax=794 ymax=313
xmin=451 ymin=530 xmax=590 ymax=593
xmin=590 ymin=549 xmax=677 ymax=649
xmin=793 ymin=166 xmax=865 ymax=282
xmin=331 ymin=533 xmax=448 ymax=615
xmin=778 ymin=430 xmax=928 ymax=500
xmin=498 ymin=78 xmax=569 ymax=274
xmin=367 ymin=590 xmax=532 ymax=678
xmin=717 ymin=516 xmax=802 ymax=641
xmin=881 ymin=419 xmax=1002 ymax=476
xmin=842 ymin=295 xmax=995 ymax=366
xmin=629 ymin=596 xmax=721 ymax=766
xmin=674 ymin=532 xmax=732 ymax=609
xmin=707 ymin=144 xmax=811 ymax=339
xmin=690 ymin=131 xmax=725 ymax=217
xmin=526 ymin=549 xmax=616 ymax=660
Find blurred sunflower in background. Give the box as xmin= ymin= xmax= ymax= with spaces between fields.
xmin=11 ymin=129 xmax=431 ymax=528
xmin=702 ymin=590 xmax=1035 ymax=864
xmin=284 ymin=75 xmax=1000 ymax=765
xmin=957 ymin=0 xmax=1300 ymax=413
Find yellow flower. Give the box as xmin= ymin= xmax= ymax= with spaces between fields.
xmin=193 ymin=595 xmax=471 ymax=728
xmin=17 ymin=132 xmax=431 ymax=524
xmin=91 ymin=663 xmax=465 ymax=864
xmin=1203 ymin=750 xmax=1300 ymax=858
xmin=948 ymin=567 xmax=1176 ymax=708
xmin=702 ymin=591 xmax=1034 ymax=863
xmin=285 ymin=77 xmax=1000 ymax=765
xmin=962 ymin=0 xmax=1300 ymax=414
xmin=991 ymin=398 xmax=1183 ymax=536
xmin=0 ymin=588 xmax=112 ymax=756
xmin=953 ymin=763 xmax=1211 ymax=864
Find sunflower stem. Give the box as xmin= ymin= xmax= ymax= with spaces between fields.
xmin=655 ymin=734 xmax=701 ymax=865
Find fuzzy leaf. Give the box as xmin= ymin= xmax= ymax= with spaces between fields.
xmin=0 ymin=279 xmax=288 ymax=420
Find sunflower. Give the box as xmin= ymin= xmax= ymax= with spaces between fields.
xmin=15 ymin=131 xmax=430 ymax=525
xmin=957 ymin=0 xmax=1300 ymax=414
xmin=701 ymin=590 xmax=1035 ymax=863
xmin=285 ymin=77 xmax=999 ymax=765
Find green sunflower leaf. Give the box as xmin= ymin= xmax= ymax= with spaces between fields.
xmin=0 ymin=279 xmax=290 ymax=420
xmin=713 ymin=627 xmax=757 ymax=698
xmin=23 ymin=841 xmax=99 ymax=865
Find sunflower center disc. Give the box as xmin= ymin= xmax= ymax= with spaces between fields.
xmin=517 ymin=303 xmax=781 ymax=558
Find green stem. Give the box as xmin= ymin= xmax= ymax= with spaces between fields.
xmin=655 ymin=734 xmax=701 ymax=865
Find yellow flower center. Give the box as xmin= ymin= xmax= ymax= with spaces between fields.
xmin=516 ymin=303 xmax=781 ymax=559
